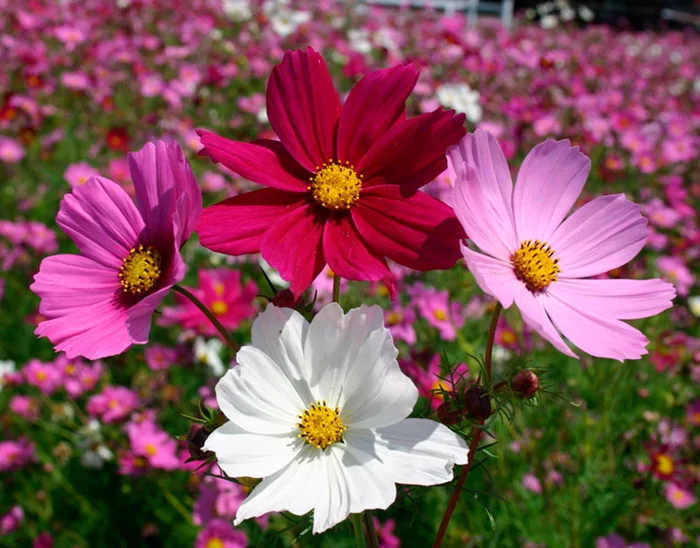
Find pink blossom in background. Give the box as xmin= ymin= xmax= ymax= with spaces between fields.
xmin=54 ymin=354 xmax=103 ymax=397
xmin=126 ymin=421 xmax=180 ymax=471
xmin=160 ymin=268 xmax=257 ymax=337
xmin=409 ymin=283 xmax=465 ymax=341
xmin=86 ymin=386 xmax=139 ymax=423
xmin=384 ymin=302 xmax=417 ymax=345
xmin=31 ymin=140 xmax=202 ymax=360
xmin=0 ymin=505 xmax=23 ymax=534
xmin=0 ymin=438 xmax=35 ymax=472
xmin=64 ymin=162 xmax=100 ymax=187
xmin=664 ymin=483 xmax=696 ymax=509
xmin=451 ymin=130 xmax=675 ymax=361
xmin=32 ymin=532 xmax=54 ymax=548
xmin=374 ymin=517 xmax=401 ymax=548
xmin=522 ymin=473 xmax=542 ymax=494
xmin=144 ymin=344 xmax=179 ymax=371
xmin=9 ymin=395 xmax=39 ymax=422
xmin=657 ymin=256 xmax=695 ymax=297
xmin=195 ymin=519 xmax=247 ymax=548
xmin=23 ymin=359 xmax=62 ymax=395
xmin=0 ymin=137 xmax=25 ymax=163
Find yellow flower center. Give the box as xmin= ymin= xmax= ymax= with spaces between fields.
xmin=206 ymin=540 xmax=224 ymax=548
xmin=145 ymin=443 xmax=157 ymax=456
xmin=119 ymin=245 xmax=163 ymax=295
xmin=297 ymin=400 xmax=347 ymax=449
xmin=211 ymin=300 xmax=228 ymax=316
xmin=309 ymin=161 xmax=362 ymax=210
xmin=511 ymin=240 xmax=560 ymax=292
xmin=387 ymin=311 xmax=402 ymax=325
xmin=501 ymin=331 xmax=517 ymax=345
xmin=433 ymin=309 xmax=447 ymax=321
xmin=214 ymin=282 xmax=225 ymax=296
xmin=656 ymin=454 xmax=674 ymax=475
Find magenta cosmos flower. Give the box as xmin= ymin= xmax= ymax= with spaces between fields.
xmin=196 ymin=47 xmax=466 ymax=296
xmin=31 ymin=141 xmax=202 ymax=360
xmin=451 ymin=130 xmax=675 ymax=361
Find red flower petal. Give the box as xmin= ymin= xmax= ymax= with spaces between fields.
xmin=336 ymin=64 xmax=419 ymax=166
xmin=323 ymin=214 xmax=391 ymax=282
xmin=196 ymin=189 xmax=306 ymax=255
xmin=352 ymin=185 xmax=464 ymax=271
xmin=197 ymin=130 xmax=310 ymax=192
xmin=260 ymin=203 xmax=328 ymax=297
xmin=358 ymin=108 xmax=466 ymax=194
xmin=266 ymin=47 xmax=341 ymax=173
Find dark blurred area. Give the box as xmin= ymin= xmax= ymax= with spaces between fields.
xmin=517 ymin=0 xmax=700 ymax=29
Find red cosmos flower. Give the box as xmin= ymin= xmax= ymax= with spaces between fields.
xmin=196 ymin=47 xmax=466 ymax=297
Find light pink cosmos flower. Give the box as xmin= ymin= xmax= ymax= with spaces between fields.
xmin=126 ymin=421 xmax=180 ymax=471
xmin=23 ymin=359 xmax=62 ymax=395
xmin=195 ymin=519 xmax=247 ymax=548
xmin=31 ymin=141 xmax=202 ymax=360
xmin=64 ymin=162 xmax=99 ymax=187
xmin=451 ymin=130 xmax=675 ymax=361
xmin=0 ymin=438 xmax=35 ymax=472
xmin=86 ymin=386 xmax=139 ymax=423
xmin=0 ymin=137 xmax=25 ymax=163
xmin=665 ymin=482 xmax=696 ymax=509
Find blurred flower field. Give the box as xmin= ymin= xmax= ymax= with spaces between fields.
xmin=0 ymin=0 xmax=698 ymax=546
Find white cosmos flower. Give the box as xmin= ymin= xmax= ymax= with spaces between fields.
xmin=205 ymin=303 xmax=468 ymax=534
xmin=194 ymin=337 xmax=226 ymax=377
xmin=436 ymin=83 xmax=483 ymax=124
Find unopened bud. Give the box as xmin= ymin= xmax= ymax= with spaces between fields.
xmin=186 ymin=423 xmax=212 ymax=461
xmin=271 ymin=289 xmax=298 ymax=308
xmin=437 ymin=401 xmax=462 ymax=426
xmin=463 ymin=385 xmax=491 ymax=422
xmin=511 ymin=369 xmax=539 ymax=398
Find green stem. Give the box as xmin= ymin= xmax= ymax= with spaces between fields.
xmin=350 ymin=514 xmax=366 ymax=548
xmin=433 ymin=303 xmax=502 ymax=547
xmin=332 ymin=273 xmax=341 ymax=304
xmin=363 ymin=511 xmax=380 ymax=548
xmin=173 ymin=285 xmax=239 ymax=352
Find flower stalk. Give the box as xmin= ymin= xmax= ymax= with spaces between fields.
xmin=433 ymin=302 xmax=502 ymax=547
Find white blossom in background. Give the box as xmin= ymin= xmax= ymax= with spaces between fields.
xmin=0 ymin=360 xmax=15 ymax=392
xmin=436 ymin=83 xmax=483 ymax=124
xmin=76 ymin=420 xmax=113 ymax=469
xmin=540 ymin=14 xmax=559 ymax=28
xmin=221 ymin=0 xmax=252 ymax=21
xmin=264 ymin=0 xmax=311 ymax=38
xmin=688 ymin=296 xmax=700 ymax=317
xmin=194 ymin=337 xmax=226 ymax=377
xmin=348 ymin=28 xmax=372 ymax=54
xmin=205 ymin=304 xmax=468 ymax=534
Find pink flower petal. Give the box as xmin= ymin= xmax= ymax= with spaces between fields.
xmin=550 ymin=194 xmax=648 ymax=278
xmin=460 ymin=245 xmax=520 ymax=308
xmin=260 ymin=203 xmax=327 ymax=297
xmin=358 ymin=108 xmax=466 ymax=193
xmin=31 ymin=254 xmax=120 ymax=317
xmin=336 ymin=64 xmax=419 ymax=166
xmin=127 ymin=286 xmax=173 ymax=345
xmin=450 ymin=130 xmax=518 ymax=260
xmin=57 ymin=176 xmax=143 ymax=269
xmin=549 ymin=278 xmax=675 ymax=320
xmin=196 ymin=189 xmax=307 ymax=255
xmin=353 ymin=185 xmax=463 ymax=271
xmin=266 ymin=47 xmax=340 ymax=172
xmin=513 ymin=287 xmax=577 ymax=358
xmin=197 ymin=131 xmax=310 ymax=192
xmin=128 ymin=140 xmax=202 ymax=249
xmin=541 ymin=291 xmax=651 ymax=361
xmin=512 ymin=139 xmax=590 ymax=242
xmin=323 ymin=214 xmax=391 ymax=282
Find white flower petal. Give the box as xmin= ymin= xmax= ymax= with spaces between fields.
xmin=204 ymin=421 xmax=303 ymax=478
xmin=251 ymin=305 xmax=314 ymax=402
xmin=216 ymin=347 xmax=305 ymax=434
xmin=235 ymin=445 xmax=323 ymax=525
xmin=305 ymin=303 xmax=385 ymax=406
xmin=312 ymin=444 xmax=396 ymax=534
xmin=372 ymin=418 xmax=469 ymax=485
xmin=339 ymin=329 xmax=417 ymax=429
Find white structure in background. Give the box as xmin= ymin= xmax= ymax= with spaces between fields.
xmin=436 ymin=83 xmax=482 ymax=123
xmin=363 ymin=0 xmax=515 ymax=31
xmin=194 ymin=337 xmax=226 ymax=377
xmin=264 ymin=0 xmax=312 ymax=37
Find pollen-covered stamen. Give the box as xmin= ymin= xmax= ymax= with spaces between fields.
xmin=119 ymin=244 xmax=163 ymax=295
xmin=511 ymin=239 xmax=560 ymax=292
xmin=308 ymin=160 xmax=362 ymax=210
xmin=297 ymin=400 xmax=347 ymax=449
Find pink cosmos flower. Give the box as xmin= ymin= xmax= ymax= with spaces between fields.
xmin=9 ymin=395 xmax=39 ymax=421
xmin=159 ymin=268 xmax=257 ymax=336
xmin=54 ymin=354 xmax=103 ymax=397
xmin=409 ymin=282 xmax=465 ymax=341
xmin=451 ymin=130 xmax=675 ymax=361
xmin=384 ymin=302 xmax=417 ymax=345
xmin=0 ymin=438 xmax=35 ymax=472
xmin=0 ymin=505 xmax=23 ymax=534
xmin=0 ymin=137 xmax=25 ymax=163
xmin=374 ymin=518 xmax=401 ymax=548
xmin=144 ymin=344 xmax=179 ymax=371
xmin=195 ymin=519 xmax=247 ymax=548
xmin=657 ymin=256 xmax=694 ymax=297
xmin=664 ymin=483 xmax=696 ymax=509
xmin=64 ymin=162 xmax=99 ymax=187
xmin=196 ymin=47 xmax=466 ymax=297
xmin=522 ymin=473 xmax=542 ymax=494
xmin=23 ymin=359 xmax=62 ymax=395
xmin=31 ymin=141 xmax=202 ymax=359
xmin=86 ymin=386 xmax=139 ymax=423
xmin=126 ymin=421 xmax=180 ymax=471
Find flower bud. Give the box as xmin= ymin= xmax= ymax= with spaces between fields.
xmin=463 ymin=385 xmax=491 ymax=422
xmin=186 ymin=423 xmax=212 ymax=461
xmin=271 ymin=289 xmax=298 ymax=308
xmin=437 ymin=401 xmax=462 ymax=426
xmin=511 ymin=369 xmax=539 ymax=398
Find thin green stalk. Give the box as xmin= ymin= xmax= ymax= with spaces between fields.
xmin=350 ymin=514 xmax=366 ymax=548
xmin=433 ymin=303 xmax=502 ymax=547
xmin=363 ymin=511 xmax=380 ymax=548
xmin=173 ymin=285 xmax=239 ymax=352
xmin=332 ymin=273 xmax=341 ymax=304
